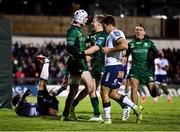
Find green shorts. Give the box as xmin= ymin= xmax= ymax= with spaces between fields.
xmin=91 ymin=66 xmax=104 ymax=81
xmin=129 ymin=68 xmax=155 ymax=85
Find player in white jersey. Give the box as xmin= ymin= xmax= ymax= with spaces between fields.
xmin=100 ymin=15 xmax=143 ymax=124
xmin=153 ymin=54 xmax=172 ymax=103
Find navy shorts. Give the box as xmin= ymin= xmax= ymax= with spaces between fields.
xmin=155 ymin=74 xmax=168 ymax=85
xmin=101 ymin=65 xmax=124 ymax=89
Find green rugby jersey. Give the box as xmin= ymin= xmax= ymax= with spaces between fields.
xmin=66 ymin=25 xmax=88 ymax=72
xmin=127 ymin=37 xmax=158 ymax=69
xmin=89 ymin=31 xmax=108 ymax=77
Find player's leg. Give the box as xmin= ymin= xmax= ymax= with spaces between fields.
xmin=162 ymin=85 xmax=172 ymax=103
xmin=69 ymin=87 xmax=88 ymax=120
xmin=88 ymin=78 xmax=102 ymax=121
xmin=36 ymin=55 xmax=59 ymax=116
xmin=70 ymin=72 xmax=92 ymax=109
xmin=61 ymin=74 xmax=81 ymax=121
xmin=109 ymin=89 xmax=130 ymax=121
xmin=109 ymin=89 xmax=143 ymax=123
xmin=129 ymin=77 xmax=139 ymax=104
xmin=50 ymin=74 xmax=69 ymax=96
xmin=147 ymin=82 xmax=160 ymax=97
xmin=100 ymin=85 xmax=112 ymax=124
xmin=36 ymin=54 xmax=49 ymax=91
xmin=161 ymin=75 xmax=172 ymax=103
xmin=148 ymin=82 xmax=161 ymax=104
xmin=145 ymin=70 xmax=161 ymax=98
xmin=124 ymin=78 xmax=130 ymax=96
xmin=69 ymin=71 xmax=94 ymax=120
xmin=138 ymin=85 xmax=147 ymax=103
xmin=36 ymin=54 xmax=49 ymax=100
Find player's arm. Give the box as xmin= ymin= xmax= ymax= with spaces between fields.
xmin=162 ymin=64 xmax=169 ymax=71
xmin=162 ymin=59 xmax=169 ymax=71
xmin=84 ymin=45 xmax=100 ymax=55
xmin=85 ymin=35 xmax=105 ymax=55
xmin=103 ymin=37 xmax=128 ymax=54
xmin=17 ymin=89 xmax=31 ymax=106
xmin=150 ymin=41 xmax=164 ymax=57
xmin=122 ymin=50 xmax=127 ymax=65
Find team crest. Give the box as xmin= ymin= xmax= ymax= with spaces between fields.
xmin=96 ymin=39 xmax=103 ymax=45
xmin=143 ymin=42 xmax=148 ymax=47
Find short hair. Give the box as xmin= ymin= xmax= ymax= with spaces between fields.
xmin=12 ymin=94 xmax=21 ymax=106
xmin=101 ymin=15 xmax=116 ymax=26
xmin=94 ymin=15 xmax=105 ymax=23
xmin=137 ymin=23 xmax=145 ymax=30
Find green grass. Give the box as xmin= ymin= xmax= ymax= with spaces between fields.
xmin=0 ymin=96 xmax=180 ymax=131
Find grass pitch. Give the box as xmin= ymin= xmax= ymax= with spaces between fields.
xmin=0 ymin=96 xmax=180 ymax=131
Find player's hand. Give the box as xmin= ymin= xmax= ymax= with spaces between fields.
xmin=86 ymin=56 xmax=92 ymax=62
xmin=24 ymin=89 xmax=32 ymax=96
xmin=77 ymin=51 xmax=86 ymax=59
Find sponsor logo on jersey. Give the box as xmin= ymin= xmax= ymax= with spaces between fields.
xmin=114 ymin=31 xmax=121 ymax=36
xmin=132 ymin=49 xmax=148 ymax=53
xmin=136 ymin=42 xmax=141 ymax=44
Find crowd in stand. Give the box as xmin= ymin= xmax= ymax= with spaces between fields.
xmin=12 ymin=41 xmax=68 ymax=85
xmin=12 ymin=41 xmax=180 ymax=85
xmin=163 ymin=48 xmax=180 ymax=83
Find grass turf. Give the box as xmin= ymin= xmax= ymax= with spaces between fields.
xmin=0 ymin=96 xmax=180 ymax=131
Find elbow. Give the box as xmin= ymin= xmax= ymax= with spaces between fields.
xmin=124 ymin=44 xmax=128 ymax=50
xmin=121 ymin=44 xmax=128 ymax=51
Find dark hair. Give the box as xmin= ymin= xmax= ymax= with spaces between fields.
xmin=137 ymin=23 xmax=145 ymax=30
xmin=12 ymin=94 xmax=21 ymax=106
xmin=101 ymin=15 xmax=116 ymax=26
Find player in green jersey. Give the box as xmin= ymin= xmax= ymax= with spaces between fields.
xmin=69 ymin=15 xmax=108 ymax=121
xmin=126 ymin=24 xmax=163 ymax=105
xmin=61 ymin=9 xmax=94 ymax=121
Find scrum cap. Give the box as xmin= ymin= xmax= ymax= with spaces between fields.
xmin=73 ymin=9 xmax=88 ymax=24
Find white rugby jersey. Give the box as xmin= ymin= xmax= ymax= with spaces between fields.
xmin=105 ymin=29 xmax=126 ymax=66
xmin=154 ymin=58 xmax=169 ymax=75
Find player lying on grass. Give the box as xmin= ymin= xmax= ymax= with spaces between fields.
xmin=12 ymin=55 xmax=68 ymax=117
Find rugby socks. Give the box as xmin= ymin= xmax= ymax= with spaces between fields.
xmin=72 ymin=99 xmax=79 ymax=107
xmin=40 ymin=58 xmax=49 ymax=80
xmin=62 ymin=110 xmax=69 ymax=117
xmin=119 ymin=95 xmax=137 ymax=110
xmin=117 ymin=101 xmax=127 ymax=109
xmin=103 ymin=102 xmax=111 ymax=119
xmin=90 ymin=97 xmax=100 ymax=116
